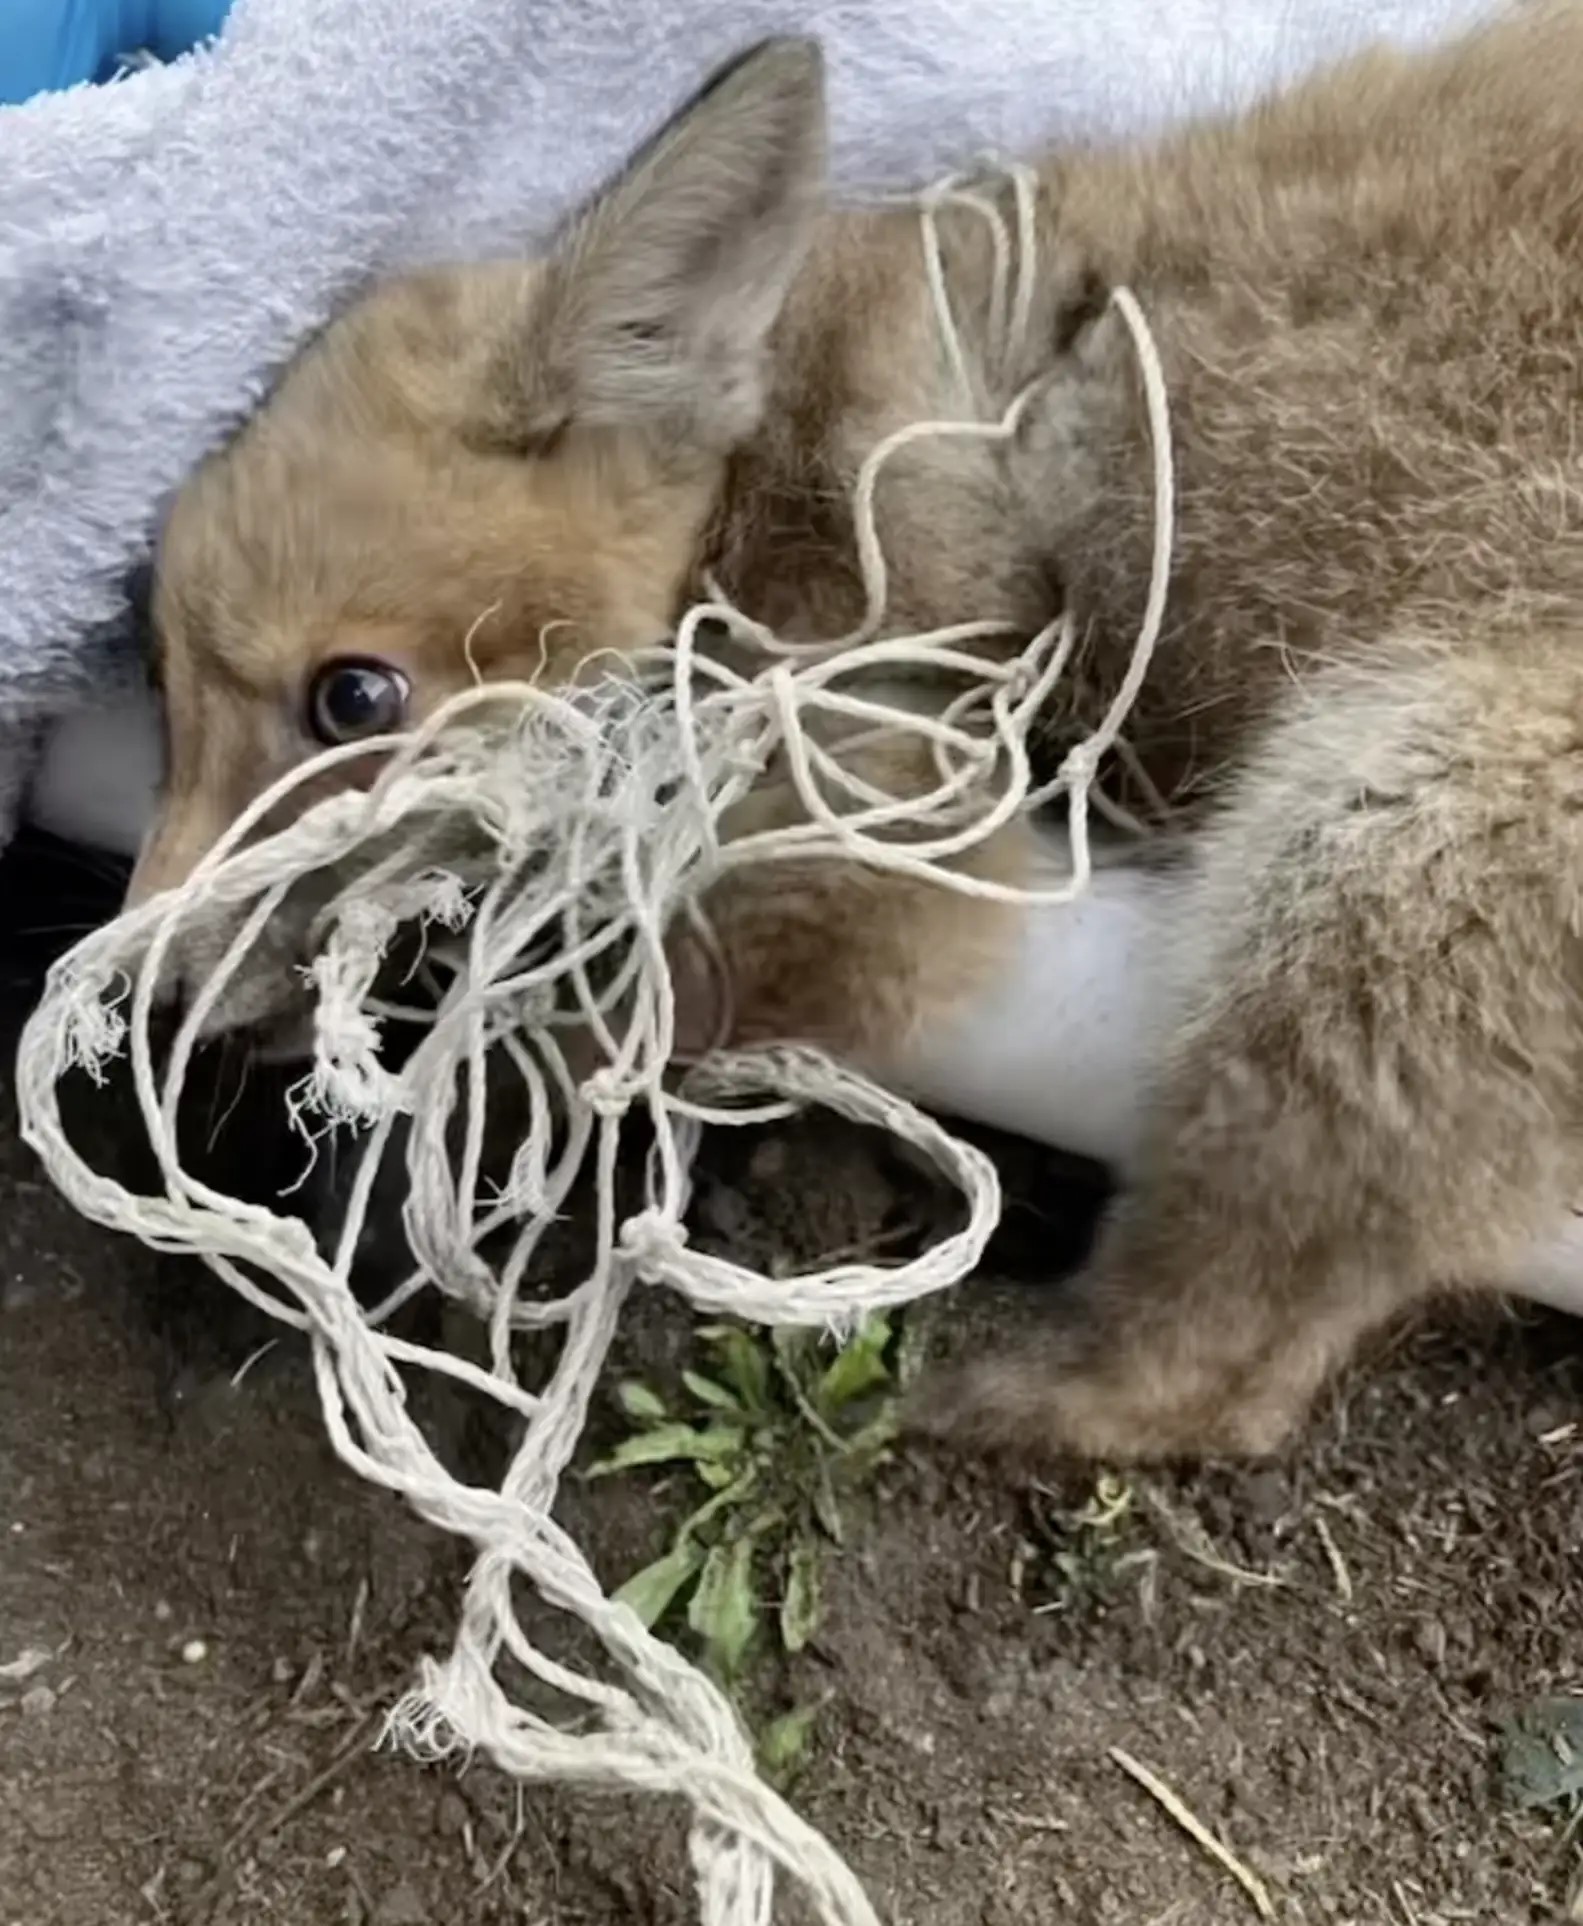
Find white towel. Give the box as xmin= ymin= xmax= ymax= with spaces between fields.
xmin=7 ymin=0 xmax=1499 ymax=852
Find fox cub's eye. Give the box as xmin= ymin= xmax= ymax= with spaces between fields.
xmin=306 ymin=659 xmax=411 ymax=745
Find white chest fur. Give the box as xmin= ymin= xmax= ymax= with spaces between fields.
xmin=27 ymin=688 xmax=161 ymax=857
xmin=889 ymin=819 xmax=1583 ymax=1318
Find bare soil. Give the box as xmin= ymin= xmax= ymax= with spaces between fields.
xmin=4 ymin=827 xmax=1583 ymax=1926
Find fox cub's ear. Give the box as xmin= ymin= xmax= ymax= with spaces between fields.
xmin=502 ymin=38 xmax=827 ymax=453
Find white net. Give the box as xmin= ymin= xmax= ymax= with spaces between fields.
xmin=13 ymin=171 xmax=1171 ymax=1924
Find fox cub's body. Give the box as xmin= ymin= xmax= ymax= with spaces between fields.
xmin=138 ymin=7 xmax=1583 ymax=1460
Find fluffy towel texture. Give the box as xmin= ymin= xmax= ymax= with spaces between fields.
xmin=3 ymin=0 xmax=1499 ymax=849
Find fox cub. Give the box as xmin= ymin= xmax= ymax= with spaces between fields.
xmin=135 ymin=6 xmax=1583 ymax=1461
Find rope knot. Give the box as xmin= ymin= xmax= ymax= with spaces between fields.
xmin=1059 ymin=742 xmax=1101 ymax=791
xmin=618 ymin=1209 xmax=687 ymax=1272
xmin=1007 ymin=656 xmax=1038 ymax=698
xmin=332 ymin=896 xmax=399 ymax=956
xmin=580 ymin=1067 xmax=633 ymax=1118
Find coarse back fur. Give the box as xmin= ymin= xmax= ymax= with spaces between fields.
xmin=1025 ymin=6 xmax=1583 ymax=800
xmin=138 ymin=6 xmax=1583 ymax=1461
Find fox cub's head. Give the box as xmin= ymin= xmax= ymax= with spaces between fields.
xmin=131 ymin=39 xmax=826 ymax=922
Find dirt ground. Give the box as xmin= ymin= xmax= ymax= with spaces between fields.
xmin=4 ymin=827 xmax=1583 ymax=1926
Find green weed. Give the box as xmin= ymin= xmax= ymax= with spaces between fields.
xmin=590 ymin=1311 xmax=905 ymax=1776
xmin=1033 ymin=1472 xmax=1140 ymax=1611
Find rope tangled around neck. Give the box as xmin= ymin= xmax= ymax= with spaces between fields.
xmin=15 ymin=166 xmax=1173 ymax=1926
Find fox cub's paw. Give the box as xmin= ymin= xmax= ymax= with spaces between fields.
xmin=911 ymin=1335 xmax=1310 ymax=1467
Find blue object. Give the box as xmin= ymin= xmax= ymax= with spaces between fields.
xmin=0 ymin=0 xmax=236 ymax=106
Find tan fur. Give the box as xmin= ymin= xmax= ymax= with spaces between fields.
xmin=139 ymin=9 xmax=1583 ymax=1462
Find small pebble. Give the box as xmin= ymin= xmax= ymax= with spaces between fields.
xmin=326 ymin=1845 xmax=348 ymax=1870
xmin=181 ymin=1639 xmax=209 ymax=1665
xmin=154 ymin=1600 xmax=173 ymax=1623
xmin=747 ymin=1138 xmax=788 ymax=1182
xmin=433 ymin=1789 xmax=471 ymax=1839
xmin=20 ymin=1684 xmax=56 ymax=1718
xmin=697 ymin=1181 xmax=751 ymax=1241
xmin=374 ymin=1879 xmax=428 ymax=1925
xmin=0 ymin=1646 xmax=51 ymax=1684
xmin=1242 ymin=1467 xmax=1290 ymax=1523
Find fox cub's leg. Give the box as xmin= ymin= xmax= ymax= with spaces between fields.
xmin=933 ymin=635 xmax=1583 ymax=1462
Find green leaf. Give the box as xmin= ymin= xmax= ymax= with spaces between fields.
xmin=817 ymin=1313 xmax=893 ymax=1414
xmin=768 ymin=1329 xmax=851 ymax=1453
xmin=683 ymin=1370 xmax=743 ymax=1414
xmin=695 ymin=1460 xmax=738 ymax=1491
xmin=677 ymin=1468 xmax=761 ymax=1543
xmin=758 ymin=1700 xmax=822 ymax=1779
xmin=702 ymin=1325 xmax=773 ymax=1414
xmin=743 ymin=1503 xmax=787 ymax=1541
xmin=780 ymin=1541 xmax=822 ymax=1654
xmin=688 ymin=1537 xmax=759 ymax=1678
xmin=616 ymin=1381 xmax=669 ymax=1425
xmin=812 ymin=1462 xmax=846 ymax=1545
xmin=614 ymin=1540 xmax=706 ymax=1628
xmin=843 ymin=1407 xmax=900 ymax=1465
xmin=587 ymin=1422 xmax=743 ymax=1478
xmin=771 ymin=1325 xmax=819 ymax=1391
